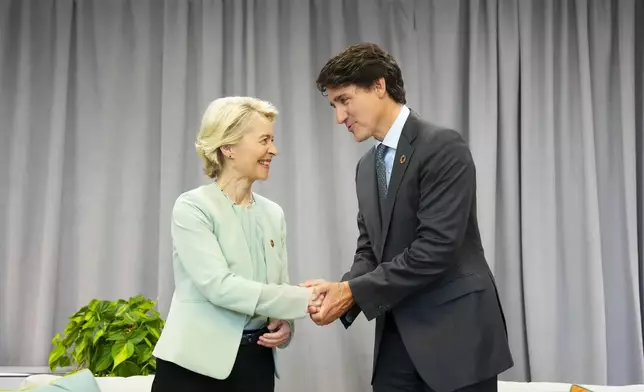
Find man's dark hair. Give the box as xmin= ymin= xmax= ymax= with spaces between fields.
xmin=316 ymin=43 xmax=406 ymax=105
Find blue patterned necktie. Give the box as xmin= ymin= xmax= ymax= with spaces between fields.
xmin=376 ymin=143 xmax=388 ymax=199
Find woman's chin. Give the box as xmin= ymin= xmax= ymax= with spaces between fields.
xmin=254 ymin=172 xmax=270 ymax=181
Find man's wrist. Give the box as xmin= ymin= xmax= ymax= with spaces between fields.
xmin=342 ymin=281 xmax=354 ymax=304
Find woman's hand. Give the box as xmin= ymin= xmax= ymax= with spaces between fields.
xmin=308 ymin=286 xmax=326 ymax=314
xmin=258 ymin=319 xmax=291 ymax=348
xmin=301 ymin=280 xmax=326 ymax=314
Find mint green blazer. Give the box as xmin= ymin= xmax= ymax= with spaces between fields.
xmin=152 ymin=182 xmax=312 ymax=380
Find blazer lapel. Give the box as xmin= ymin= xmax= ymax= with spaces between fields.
xmin=256 ymin=207 xmax=281 ymax=283
xmin=204 ymin=183 xmax=256 ymax=278
xmin=380 ymin=114 xmax=419 ymax=255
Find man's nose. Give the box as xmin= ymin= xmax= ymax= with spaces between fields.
xmin=335 ymin=108 xmax=348 ymax=125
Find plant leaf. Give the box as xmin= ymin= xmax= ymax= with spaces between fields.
xmin=93 ymin=329 xmax=105 ymax=345
xmin=93 ymin=345 xmax=112 ymax=373
xmin=48 ymin=344 xmax=66 ymax=370
xmin=73 ymin=335 xmax=88 ymax=360
xmin=49 ymin=295 xmax=164 ymax=378
xmin=124 ymin=313 xmax=138 ymax=325
xmin=127 ymin=329 xmax=148 ymax=345
xmin=112 ymin=341 xmax=135 ymax=369
xmin=71 ymin=305 xmax=89 ymax=318
xmin=124 ymin=311 xmax=141 ymax=323
xmin=115 ymin=361 xmax=140 ymax=377
xmin=82 ymin=319 xmax=98 ymax=331
xmin=140 ymin=346 xmax=153 ymax=362
xmin=145 ymin=325 xmax=160 ymax=340
xmin=58 ymin=356 xmax=71 ymax=368
xmin=115 ymin=304 xmax=129 ymax=318
xmin=107 ymin=332 xmax=127 ymax=341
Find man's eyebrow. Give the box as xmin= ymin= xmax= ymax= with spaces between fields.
xmin=329 ymin=94 xmax=348 ymax=107
xmin=333 ymin=94 xmax=348 ymax=102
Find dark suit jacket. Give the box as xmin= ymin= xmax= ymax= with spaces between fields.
xmin=341 ymin=112 xmax=514 ymax=392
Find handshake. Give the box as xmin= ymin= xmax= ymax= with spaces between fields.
xmin=299 ymin=279 xmax=354 ymax=326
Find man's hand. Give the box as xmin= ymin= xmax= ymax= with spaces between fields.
xmin=302 ymin=281 xmax=354 ymax=326
xmin=258 ymin=319 xmax=291 ymax=348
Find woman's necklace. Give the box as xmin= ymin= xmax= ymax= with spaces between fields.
xmin=215 ymin=180 xmax=255 ymax=208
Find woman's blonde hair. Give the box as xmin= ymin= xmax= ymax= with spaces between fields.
xmin=195 ymin=96 xmax=278 ymax=178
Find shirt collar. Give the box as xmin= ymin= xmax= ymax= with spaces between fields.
xmin=376 ymin=105 xmax=410 ymax=150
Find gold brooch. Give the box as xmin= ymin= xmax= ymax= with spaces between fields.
xmin=270 ymin=240 xmax=274 ymax=248
xmin=400 ymin=155 xmax=406 ymax=164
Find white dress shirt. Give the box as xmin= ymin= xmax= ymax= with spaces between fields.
xmin=375 ymin=105 xmax=411 ymax=186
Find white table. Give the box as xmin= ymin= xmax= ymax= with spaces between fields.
xmin=0 ymin=366 xmax=69 ymax=390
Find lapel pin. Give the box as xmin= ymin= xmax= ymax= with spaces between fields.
xmin=400 ymin=155 xmax=406 ymax=164
xmin=270 ymin=239 xmax=274 ymax=248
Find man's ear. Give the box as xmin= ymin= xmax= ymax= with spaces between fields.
xmin=374 ymin=77 xmax=387 ymax=98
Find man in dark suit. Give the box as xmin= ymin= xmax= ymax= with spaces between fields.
xmin=303 ymin=43 xmax=514 ymax=392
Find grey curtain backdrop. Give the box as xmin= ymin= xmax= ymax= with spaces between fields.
xmin=1 ymin=0 xmax=643 ymax=391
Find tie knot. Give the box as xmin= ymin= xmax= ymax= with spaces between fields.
xmin=377 ymin=143 xmax=388 ymax=158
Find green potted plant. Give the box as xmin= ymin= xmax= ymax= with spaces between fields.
xmin=48 ymin=294 xmax=165 ymax=377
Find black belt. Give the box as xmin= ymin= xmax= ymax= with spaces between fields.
xmin=240 ymin=327 xmax=270 ymax=346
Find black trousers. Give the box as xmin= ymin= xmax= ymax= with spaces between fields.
xmin=151 ymin=344 xmax=275 ymax=392
xmin=373 ymin=315 xmax=498 ymax=392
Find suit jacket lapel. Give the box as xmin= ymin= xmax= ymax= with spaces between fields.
xmin=362 ymin=147 xmax=383 ymax=235
xmin=380 ymin=114 xmax=419 ymax=255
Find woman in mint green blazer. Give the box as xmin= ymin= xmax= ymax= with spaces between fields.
xmin=151 ymin=97 xmax=322 ymax=392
